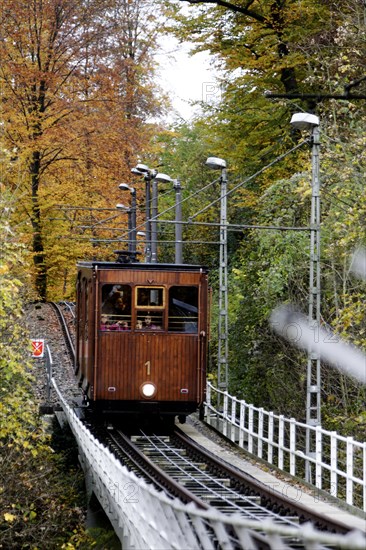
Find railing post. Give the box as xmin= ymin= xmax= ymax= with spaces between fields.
xmin=346 ymin=436 xmax=354 ymax=506
xmin=315 ymin=425 xmax=322 ymax=489
xmin=268 ymin=411 xmax=274 ymax=464
xmin=248 ymin=406 xmax=254 ymax=454
xmin=290 ymin=418 xmax=296 ymax=476
xmin=230 ymin=397 xmax=237 ymax=442
xmin=258 ymin=408 xmax=264 ymax=459
xmin=223 ymin=392 xmax=229 ymax=437
xmin=278 ymin=415 xmax=284 ymax=470
xmin=205 ymin=382 xmax=211 ymax=425
xmin=330 ymin=431 xmax=338 ymax=499
xmin=239 ymin=400 xmax=245 ymax=448
xmin=46 ymin=344 xmax=53 ymax=401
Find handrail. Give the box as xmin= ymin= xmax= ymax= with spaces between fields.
xmin=205 ymin=382 xmax=366 ymax=512
xmin=52 ymin=378 xmax=366 ymax=549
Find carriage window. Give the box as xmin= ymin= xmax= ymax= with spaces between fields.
xmin=135 ymin=286 xmax=165 ymax=330
xmin=168 ymin=286 xmax=198 ymax=333
xmin=100 ymin=284 xmax=131 ymax=331
xmin=136 ymin=287 xmax=164 ymax=308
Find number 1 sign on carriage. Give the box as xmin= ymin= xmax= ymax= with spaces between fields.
xmin=31 ymin=339 xmax=45 ymax=358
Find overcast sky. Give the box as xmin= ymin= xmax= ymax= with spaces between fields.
xmin=156 ymin=36 xmax=220 ymax=122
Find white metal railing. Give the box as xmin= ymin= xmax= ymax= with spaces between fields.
xmin=51 ymin=380 xmax=366 ymax=549
xmin=205 ymin=382 xmax=366 ymax=512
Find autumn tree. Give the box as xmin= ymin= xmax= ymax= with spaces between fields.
xmin=0 ymin=0 xmax=166 ymax=300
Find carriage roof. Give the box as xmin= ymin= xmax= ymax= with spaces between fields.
xmin=77 ymin=261 xmax=208 ymax=273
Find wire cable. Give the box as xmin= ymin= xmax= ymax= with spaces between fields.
xmin=189 ymin=139 xmax=310 ymax=220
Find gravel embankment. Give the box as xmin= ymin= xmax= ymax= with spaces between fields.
xmin=24 ymin=302 xmax=83 ymax=410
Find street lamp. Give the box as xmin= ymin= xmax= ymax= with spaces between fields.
xmin=290 ymin=112 xmax=320 ymax=483
xmin=119 ymin=183 xmax=137 ymax=255
xmin=131 ymin=163 xmax=171 ymax=263
xmin=205 ymin=157 xmax=229 ymax=396
xmin=131 ymin=164 xmax=155 ymax=262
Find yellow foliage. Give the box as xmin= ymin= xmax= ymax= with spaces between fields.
xmin=4 ymin=512 xmax=17 ymax=523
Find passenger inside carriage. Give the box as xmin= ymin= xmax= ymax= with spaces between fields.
xmin=100 ymin=315 xmax=109 ymax=331
xmin=101 ymin=284 xmax=132 ymax=329
xmin=144 ymin=314 xmax=161 ymax=330
xmin=135 ymin=311 xmax=163 ymax=330
xmin=100 ymin=317 xmax=130 ymax=331
xmin=102 ymin=284 xmax=131 ymax=314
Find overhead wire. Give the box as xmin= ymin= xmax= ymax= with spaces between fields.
xmin=189 ymin=139 xmax=310 ymax=220
xmin=47 ymin=122 xmax=364 ymax=247
xmin=47 ymin=139 xmax=312 ymax=247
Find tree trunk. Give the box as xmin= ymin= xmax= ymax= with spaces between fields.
xmin=30 ymin=150 xmax=47 ymax=300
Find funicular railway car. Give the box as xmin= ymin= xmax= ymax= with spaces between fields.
xmin=75 ymin=252 xmax=209 ymax=425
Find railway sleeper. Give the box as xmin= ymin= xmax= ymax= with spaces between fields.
xmin=141 ymin=449 xmax=187 ymax=458
xmin=207 ymin=496 xmax=262 ymax=505
xmin=181 ymin=477 xmax=231 ymax=487
xmin=164 ymin=463 xmax=207 ymax=472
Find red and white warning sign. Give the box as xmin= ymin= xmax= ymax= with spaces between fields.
xmin=31 ymin=339 xmax=45 ymax=358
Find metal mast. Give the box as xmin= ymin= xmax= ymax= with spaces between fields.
xmin=218 ymin=166 xmax=229 ymax=392
xmin=205 ymin=157 xmax=229 ymax=394
xmin=291 ymin=113 xmax=321 ymax=483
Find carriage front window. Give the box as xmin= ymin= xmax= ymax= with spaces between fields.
xmin=168 ymin=286 xmax=198 ymax=333
xmin=101 ymin=284 xmax=131 ymax=330
xmin=135 ymin=286 xmax=165 ymax=330
xmin=136 ymin=287 xmax=164 ymax=307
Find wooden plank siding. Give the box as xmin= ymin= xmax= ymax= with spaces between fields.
xmin=98 ymin=269 xmax=200 ymax=286
xmin=96 ymin=332 xmax=199 ymax=402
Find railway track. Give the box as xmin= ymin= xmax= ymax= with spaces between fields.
xmin=94 ymin=424 xmax=351 ymax=537
xmin=49 ymin=301 xmax=76 ymax=362
xmin=49 ymin=301 xmax=361 ymax=548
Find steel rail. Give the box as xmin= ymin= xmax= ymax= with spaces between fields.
xmin=102 ymin=427 xmax=209 ymax=510
xmin=112 ymin=429 xmax=329 ymax=549
xmin=49 ymin=301 xmax=76 ymax=361
xmin=100 ymin=428 xmax=289 ymax=549
xmin=137 ymin=430 xmax=300 ymax=525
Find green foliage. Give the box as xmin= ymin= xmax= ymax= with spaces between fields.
xmin=0 ymin=197 xmax=90 ymax=548
xmin=162 ymin=1 xmax=338 ymax=176
xmin=225 ymin=174 xmax=310 ymax=417
xmin=2 ymin=0 xmax=366 ymax=441
xmin=154 ymin=121 xmax=227 ymax=265
xmin=158 ymin=1 xmax=366 ymax=431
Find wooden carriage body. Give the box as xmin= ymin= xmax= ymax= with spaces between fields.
xmin=75 ymin=260 xmax=209 ymax=417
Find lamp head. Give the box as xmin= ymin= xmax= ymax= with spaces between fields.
xmin=206 ymin=156 xmax=227 ymax=170
xmin=290 ymin=113 xmax=319 ymax=130
xmin=131 ymin=167 xmax=143 ymax=175
xmin=154 ymin=173 xmax=172 ymax=184
xmin=135 ymin=163 xmax=150 ymax=173
xmin=119 ymin=183 xmax=131 ymax=191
